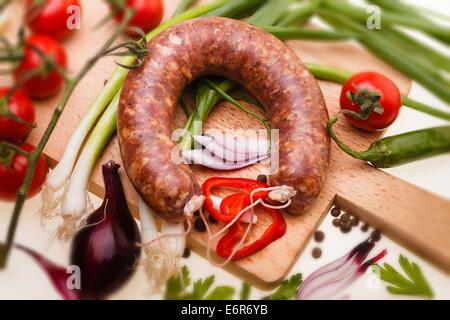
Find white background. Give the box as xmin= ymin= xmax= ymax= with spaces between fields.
xmin=0 ymin=0 xmax=449 ymax=300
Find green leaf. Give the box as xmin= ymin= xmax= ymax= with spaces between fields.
xmin=206 ymin=286 xmax=236 ymax=300
xmin=240 ymin=282 xmax=252 ymax=300
xmin=264 ymin=273 xmax=303 ymax=300
xmin=165 ymin=266 xmax=236 ymax=300
xmin=164 ymin=266 xmax=191 ymax=300
xmin=377 ymin=255 xmax=434 ymax=299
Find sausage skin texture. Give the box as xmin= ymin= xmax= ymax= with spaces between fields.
xmin=118 ymin=17 xmax=330 ymax=223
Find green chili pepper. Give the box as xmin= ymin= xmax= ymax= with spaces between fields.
xmin=328 ymin=115 xmax=450 ymax=168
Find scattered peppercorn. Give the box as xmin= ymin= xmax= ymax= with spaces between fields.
xmin=341 ymin=213 xmax=351 ymax=223
xmin=257 ymin=174 xmax=268 ymax=184
xmin=340 ymin=224 xmax=351 ymax=233
xmin=361 ymin=223 xmax=370 ymax=232
xmin=182 ymin=248 xmax=191 ymax=259
xmin=332 ymin=218 xmax=341 ymax=227
xmin=312 ymin=247 xmax=322 ymax=259
xmin=371 ymin=230 xmax=382 ymax=242
xmin=351 ymin=217 xmax=360 ymax=227
xmin=194 ymin=218 xmax=207 ymax=233
xmin=314 ymin=230 xmax=325 ymax=243
xmin=331 ymin=207 xmax=341 ymax=217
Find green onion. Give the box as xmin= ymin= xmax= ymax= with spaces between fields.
xmin=205 ymin=0 xmax=266 ymax=18
xmin=319 ymin=8 xmax=450 ymax=104
xmin=380 ymin=28 xmax=450 ymax=73
xmin=247 ymin=0 xmax=295 ymax=27
xmin=367 ymin=0 xmax=450 ymax=24
xmin=173 ymin=0 xmax=197 ymax=17
xmin=321 ymin=0 xmax=450 ymax=44
xmin=275 ymin=0 xmax=321 ymax=27
xmin=265 ymin=26 xmax=353 ymax=41
xmin=59 ymin=92 xmax=120 ymax=239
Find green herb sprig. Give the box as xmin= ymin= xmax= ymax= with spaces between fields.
xmin=376 ymin=255 xmax=434 ymax=299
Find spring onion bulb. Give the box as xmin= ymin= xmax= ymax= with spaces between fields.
xmin=57 ymin=92 xmax=121 ymax=240
xmin=139 ymin=199 xmax=186 ymax=291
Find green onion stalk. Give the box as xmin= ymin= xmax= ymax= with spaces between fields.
xmin=275 ymin=0 xmax=321 ymax=27
xmin=321 ymin=0 xmax=450 ymax=45
xmin=367 ymin=0 xmax=450 ymax=24
xmin=318 ymin=8 xmax=450 ymax=104
xmin=0 ymin=9 xmax=140 ymax=268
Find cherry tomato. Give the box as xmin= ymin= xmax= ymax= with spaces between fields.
xmin=25 ymin=0 xmax=82 ymax=40
xmin=340 ymin=72 xmax=402 ymax=131
xmin=114 ymin=0 xmax=164 ymax=35
xmin=0 ymin=88 xmax=35 ymax=143
xmin=0 ymin=143 xmax=49 ymax=202
xmin=14 ymin=35 xmax=67 ymax=99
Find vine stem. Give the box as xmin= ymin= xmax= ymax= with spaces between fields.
xmin=0 ymin=9 xmax=136 ymax=268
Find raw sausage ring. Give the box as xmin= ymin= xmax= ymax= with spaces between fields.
xmin=118 ymin=17 xmax=330 ymax=223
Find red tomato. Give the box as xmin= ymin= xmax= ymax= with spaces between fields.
xmin=14 ymin=35 xmax=67 ymax=99
xmin=114 ymin=0 xmax=164 ymax=35
xmin=0 ymin=143 xmax=49 ymax=202
xmin=340 ymin=72 xmax=402 ymax=131
xmin=25 ymin=0 xmax=82 ymax=40
xmin=0 ymin=88 xmax=35 ymax=143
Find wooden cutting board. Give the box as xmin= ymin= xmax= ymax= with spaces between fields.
xmin=3 ymin=0 xmax=450 ymax=287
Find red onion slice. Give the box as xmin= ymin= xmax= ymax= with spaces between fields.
xmin=183 ymin=149 xmax=268 ymax=171
xmin=297 ymin=238 xmax=379 ymax=300
xmin=302 ymin=250 xmax=387 ymax=300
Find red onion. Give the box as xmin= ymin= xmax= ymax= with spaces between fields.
xmin=183 ymin=149 xmax=268 ymax=171
xmin=17 ymin=161 xmax=141 ymax=300
xmin=70 ymin=160 xmax=141 ymax=299
xmin=297 ymin=238 xmax=386 ymax=300
xmin=193 ymin=135 xmax=269 ymax=162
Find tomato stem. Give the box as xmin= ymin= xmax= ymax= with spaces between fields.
xmin=0 ymin=8 xmax=137 ymax=269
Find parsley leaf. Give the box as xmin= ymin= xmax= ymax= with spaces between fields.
xmin=165 ymin=266 xmax=236 ymax=300
xmin=263 ymin=273 xmax=303 ymax=300
xmin=240 ymin=282 xmax=252 ymax=300
xmin=376 ymin=255 xmax=434 ymax=299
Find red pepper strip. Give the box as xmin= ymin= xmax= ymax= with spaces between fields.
xmin=216 ymin=200 xmax=287 ymax=260
xmin=220 ymin=192 xmax=268 ymax=217
xmin=202 ymin=177 xmax=269 ymax=223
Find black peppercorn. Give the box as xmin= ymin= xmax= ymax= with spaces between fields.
xmin=331 ymin=207 xmax=341 ymax=217
xmin=257 ymin=174 xmax=268 ymax=184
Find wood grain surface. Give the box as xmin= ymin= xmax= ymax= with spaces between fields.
xmin=3 ymin=0 xmax=450 ymax=287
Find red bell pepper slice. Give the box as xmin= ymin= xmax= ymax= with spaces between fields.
xmin=202 ymin=177 xmax=270 ymax=223
xmin=216 ymin=191 xmax=286 ymax=260
xmin=216 ymin=207 xmax=286 ymax=260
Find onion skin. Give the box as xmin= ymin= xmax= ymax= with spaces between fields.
xmin=70 ymin=161 xmax=141 ymax=300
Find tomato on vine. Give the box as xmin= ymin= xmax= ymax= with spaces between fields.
xmin=112 ymin=0 xmax=164 ymax=35
xmin=14 ymin=35 xmax=68 ymax=99
xmin=25 ymin=0 xmax=82 ymax=40
xmin=0 ymin=88 xmax=35 ymax=143
xmin=340 ymin=72 xmax=402 ymax=131
xmin=0 ymin=143 xmax=49 ymax=202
